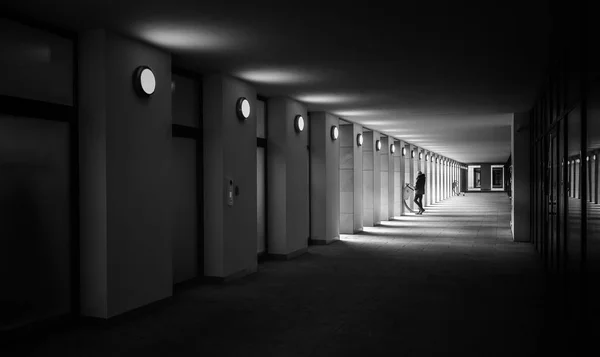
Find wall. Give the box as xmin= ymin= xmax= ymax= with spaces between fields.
xmin=267 ymin=97 xmax=309 ymax=257
xmin=310 ymin=111 xmax=339 ymax=244
xmin=203 ymin=74 xmax=257 ymax=278
xmin=512 ymin=113 xmax=531 ymax=242
xmin=352 ymin=124 xmax=364 ymax=232
xmin=339 ymin=124 xmax=354 ymax=234
xmin=380 ymin=136 xmax=389 ymax=221
xmin=171 ymin=74 xmax=200 ymax=284
xmin=79 ymin=30 xmax=173 ymax=318
xmin=393 ymin=139 xmax=403 ymax=216
xmin=480 ymin=163 xmax=492 ymax=190
xmin=363 ymin=131 xmax=374 ymax=226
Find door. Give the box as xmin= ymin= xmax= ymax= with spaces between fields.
xmin=0 ymin=114 xmax=72 ymax=330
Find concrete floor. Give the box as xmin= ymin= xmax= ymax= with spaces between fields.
xmin=5 ymin=193 xmax=554 ymax=356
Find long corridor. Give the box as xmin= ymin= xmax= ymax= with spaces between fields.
xmin=7 ymin=193 xmax=549 ymax=357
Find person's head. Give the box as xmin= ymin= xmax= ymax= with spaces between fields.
xmin=417 ymin=170 xmax=422 ymax=175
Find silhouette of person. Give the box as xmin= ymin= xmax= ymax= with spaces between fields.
xmin=414 ymin=170 xmax=426 ymax=214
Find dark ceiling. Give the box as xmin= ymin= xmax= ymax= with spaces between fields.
xmin=3 ymin=0 xmax=553 ymax=162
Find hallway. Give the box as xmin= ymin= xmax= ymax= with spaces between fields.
xmin=7 ymin=193 xmax=548 ymax=357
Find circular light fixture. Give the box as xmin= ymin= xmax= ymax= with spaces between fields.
xmin=134 ymin=66 xmax=156 ymax=96
xmin=411 ymin=150 xmax=415 ymax=158
xmin=576 ymin=158 xmax=581 ymax=164
xmin=357 ymin=133 xmax=363 ymax=146
xmin=390 ymin=144 xmax=396 ymax=154
xmin=402 ymin=147 xmax=406 ymax=156
xmin=587 ymin=156 xmax=590 ymax=162
xmin=426 ymin=154 xmax=429 ymax=161
xmin=237 ymin=97 xmax=251 ymax=120
xmin=376 ymin=140 xmax=381 ymax=151
xmin=331 ymin=125 xmax=339 ymax=140
xmin=419 ymin=152 xmax=423 ymax=160
xmin=294 ymin=115 xmax=305 ymax=133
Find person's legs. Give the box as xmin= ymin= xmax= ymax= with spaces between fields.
xmin=414 ymin=194 xmax=424 ymax=213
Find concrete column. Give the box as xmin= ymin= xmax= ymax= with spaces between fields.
xmin=339 ymin=123 xmax=363 ymax=234
xmin=388 ymin=139 xmax=397 ymax=218
xmin=380 ymin=136 xmax=389 ymax=221
xmin=424 ymin=150 xmax=431 ymax=206
xmin=353 ymin=124 xmax=364 ymax=232
xmin=373 ymin=132 xmax=382 ymax=224
xmin=430 ymin=154 xmax=437 ymax=203
xmin=79 ymin=30 xmax=174 ymax=318
xmin=512 ymin=112 xmax=531 ymax=242
xmin=310 ymin=112 xmax=339 ymax=245
xmin=393 ymin=139 xmax=403 ymax=217
xmin=363 ymin=131 xmax=375 ymax=226
xmin=267 ymin=97 xmax=309 ymax=259
xmin=339 ymin=123 xmax=353 ymax=234
xmin=204 ymin=74 xmax=258 ymax=280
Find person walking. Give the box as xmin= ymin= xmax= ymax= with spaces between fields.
xmin=414 ymin=170 xmax=426 ymax=214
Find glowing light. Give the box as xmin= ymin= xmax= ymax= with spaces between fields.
xmin=376 ymin=140 xmax=382 ymax=151
xmin=331 ymin=126 xmax=339 ymax=140
xmin=237 ymin=69 xmax=314 ymax=84
xmin=357 ymin=133 xmax=363 ymax=146
xmin=297 ymin=94 xmax=357 ymax=104
xmin=402 ymin=147 xmax=406 ymax=156
xmin=294 ymin=115 xmax=305 ymax=133
xmin=335 ymin=109 xmax=383 ymax=117
xmin=140 ymin=68 xmax=156 ymax=95
xmin=237 ymin=97 xmax=251 ymax=120
xmin=390 ymin=144 xmax=396 ymax=153
xmin=138 ymin=24 xmax=235 ymax=51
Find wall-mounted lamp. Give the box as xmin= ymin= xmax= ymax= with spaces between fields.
xmin=576 ymin=158 xmax=581 ymax=164
xmin=237 ymin=97 xmax=251 ymax=121
xmin=331 ymin=125 xmax=339 ymax=140
xmin=390 ymin=144 xmax=396 ymax=154
xmin=587 ymin=156 xmax=590 ymax=162
xmin=357 ymin=133 xmax=363 ymax=146
xmin=419 ymin=152 xmax=423 ymax=160
xmin=134 ymin=66 xmax=156 ymax=97
xmin=402 ymin=147 xmax=406 ymax=156
xmin=411 ymin=150 xmax=415 ymax=158
xmin=376 ymin=140 xmax=381 ymax=151
xmin=294 ymin=115 xmax=305 ymax=133
xmin=426 ymin=154 xmax=429 ymax=161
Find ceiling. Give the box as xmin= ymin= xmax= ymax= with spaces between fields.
xmin=3 ymin=0 xmax=553 ymax=163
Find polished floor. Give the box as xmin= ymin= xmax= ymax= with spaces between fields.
xmin=6 ymin=193 xmax=553 ymax=356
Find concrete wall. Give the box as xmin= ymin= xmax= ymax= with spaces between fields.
xmin=310 ymin=112 xmax=339 ymax=244
xmin=339 ymin=124 xmax=354 ymax=234
xmin=373 ymin=132 xmax=381 ymax=224
xmin=267 ymin=97 xmax=309 ymax=257
xmin=393 ymin=140 xmax=403 ymax=217
xmin=352 ymin=124 xmax=364 ymax=232
xmin=79 ymin=30 xmax=173 ymax=318
xmin=171 ymin=74 xmax=200 ymax=284
xmin=203 ymin=74 xmax=257 ymax=278
xmin=380 ymin=136 xmax=389 ymax=221
xmin=481 ymin=163 xmax=492 ymax=191
xmin=363 ymin=131 xmax=374 ymax=226
xmin=387 ymin=136 xmax=400 ymax=219
xmin=512 ymin=112 xmax=531 ymax=242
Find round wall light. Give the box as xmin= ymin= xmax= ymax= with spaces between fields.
xmin=402 ymin=147 xmax=406 ymax=156
xmin=134 ymin=66 xmax=156 ymax=96
xmin=237 ymin=97 xmax=251 ymax=120
xmin=390 ymin=144 xmax=396 ymax=154
xmin=411 ymin=150 xmax=415 ymax=158
xmin=376 ymin=140 xmax=381 ymax=151
xmin=331 ymin=125 xmax=339 ymax=140
xmin=419 ymin=152 xmax=423 ymax=160
xmin=294 ymin=115 xmax=305 ymax=133
xmin=426 ymin=154 xmax=429 ymax=161
xmin=357 ymin=133 xmax=363 ymax=146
